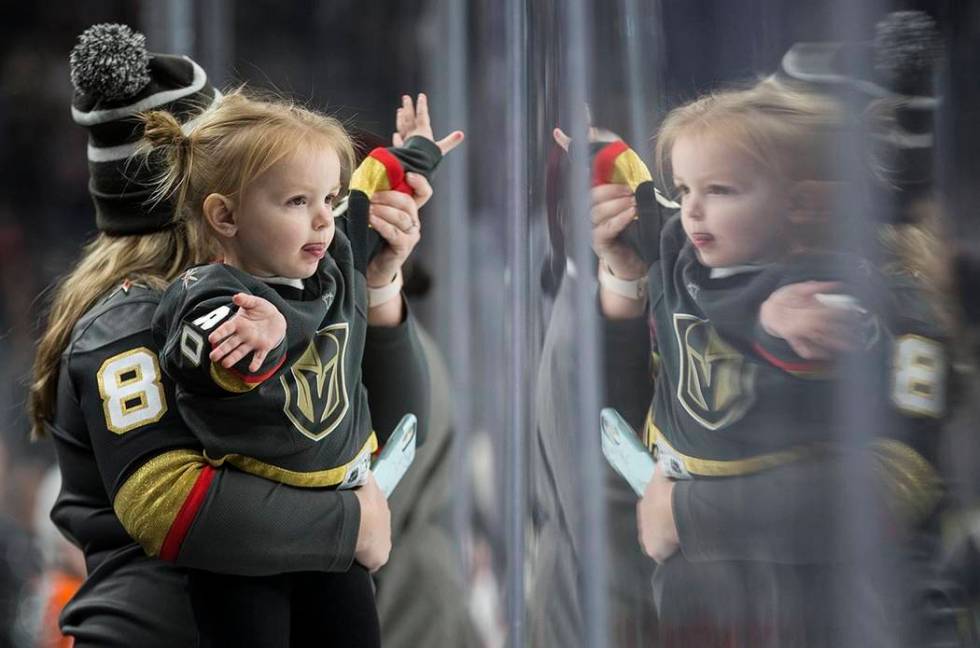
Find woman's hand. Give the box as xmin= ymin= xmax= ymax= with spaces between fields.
xmin=590 ymin=183 xmax=648 ymax=280
xmin=591 ymin=183 xmax=650 ymax=318
xmin=636 ymin=468 xmax=680 ymax=563
xmin=366 ymin=174 xmax=430 ymax=288
xmin=353 ymin=473 xmax=392 ymax=572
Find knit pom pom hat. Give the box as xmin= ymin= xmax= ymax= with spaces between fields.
xmin=70 ymin=23 xmax=220 ymax=235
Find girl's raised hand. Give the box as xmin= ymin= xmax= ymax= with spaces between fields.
xmin=392 ymin=93 xmax=465 ymax=156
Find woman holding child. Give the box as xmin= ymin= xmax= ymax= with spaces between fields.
xmin=30 ymin=24 xmax=460 ymax=647
xmin=593 ymin=78 xmax=945 ymax=646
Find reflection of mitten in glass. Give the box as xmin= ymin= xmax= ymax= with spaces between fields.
xmin=590 ymin=140 xmax=675 ymax=265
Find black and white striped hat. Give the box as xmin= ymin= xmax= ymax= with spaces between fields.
xmin=779 ymin=11 xmax=941 ymax=222
xmin=69 ymin=23 xmax=221 ymax=235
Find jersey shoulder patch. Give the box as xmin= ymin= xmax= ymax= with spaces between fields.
xmin=69 ymin=286 xmax=163 ymax=356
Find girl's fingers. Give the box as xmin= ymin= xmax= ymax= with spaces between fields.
xmin=805 ymin=331 xmax=849 ymax=355
xmin=813 ymin=331 xmax=856 ymax=353
xmin=249 ymin=349 xmax=268 ymax=373
xmin=435 ymin=130 xmax=465 ymax=155
xmin=789 ymin=338 xmax=824 ymax=360
xmin=415 ymin=93 xmax=430 ymax=129
xmin=807 ymin=312 xmax=860 ymax=346
xmin=210 ymin=335 xmax=242 ymax=363
xmin=800 ymin=281 xmax=846 ymax=297
xmin=213 ymin=335 xmax=242 ymax=359
xmin=209 ymin=321 xmax=238 ymax=345
xmin=392 ymin=131 xmax=405 ymax=147
xmin=804 ymin=336 xmax=834 ymax=360
xmin=232 ymin=292 xmax=258 ymax=309
xmin=401 ymin=95 xmax=415 ymax=124
xmin=396 ymin=106 xmax=410 ymax=137
xmin=221 ymin=344 xmax=253 ymax=369
xmin=552 ymin=127 xmax=572 ymax=151
xmin=825 ymin=320 xmax=865 ymax=350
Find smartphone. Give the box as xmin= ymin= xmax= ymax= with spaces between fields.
xmin=372 ymin=413 xmax=417 ymax=498
xmin=600 ymin=407 xmax=655 ymax=497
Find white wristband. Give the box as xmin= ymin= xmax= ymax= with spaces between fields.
xmin=597 ymin=260 xmax=648 ymax=301
xmin=368 ymin=270 xmax=404 ymax=308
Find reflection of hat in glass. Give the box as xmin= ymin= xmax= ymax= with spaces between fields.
xmin=781 ymin=11 xmax=941 ymax=99
xmin=780 ymin=11 xmax=942 ymax=215
xmin=69 ymin=23 xmax=221 ymax=235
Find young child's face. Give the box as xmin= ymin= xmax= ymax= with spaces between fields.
xmin=231 ymin=144 xmax=342 ymax=278
xmin=671 ymin=132 xmax=788 ymax=268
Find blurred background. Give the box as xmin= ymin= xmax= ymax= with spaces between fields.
xmin=2 ymin=1 xmax=979 ymax=646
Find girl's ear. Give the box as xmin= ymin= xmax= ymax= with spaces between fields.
xmin=203 ymin=194 xmax=237 ymax=238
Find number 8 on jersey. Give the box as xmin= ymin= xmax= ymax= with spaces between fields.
xmin=97 ymin=347 xmax=168 ymax=434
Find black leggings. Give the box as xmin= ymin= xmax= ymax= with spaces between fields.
xmin=188 ymin=567 xmax=381 ymax=648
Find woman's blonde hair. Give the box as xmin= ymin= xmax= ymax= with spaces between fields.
xmin=30 ymin=222 xmax=209 ymax=438
xmin=654 ymin=77 xmax=844 ymax=192
xmin=140 ymin=88 xmax=355 ymax=235
xmin=879 ymin=201 xmax=955 ymax=337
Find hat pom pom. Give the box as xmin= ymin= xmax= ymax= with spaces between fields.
xmin=70 ymin=23 xmax=151 ymax=101
xmin=874 ymin=11 xmax=942 ymax=84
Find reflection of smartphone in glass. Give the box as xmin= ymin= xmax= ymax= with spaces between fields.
xmin=600 ymin=408 xmax=655 ymax=497
xmin=372 ymin=414 xmax=417 ymax=498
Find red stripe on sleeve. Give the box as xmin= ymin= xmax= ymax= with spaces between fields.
xmin=368 ymin=147 xmax=410 ymax=194
xmin=159 ymin=465 xmax=216 ymax=562
xmin=592 ymin=140 xmax=629 ymax=187
xmin=227 ymin=354 xmax=287 ymax=385
xmin=752 ymin=342 xmax=825 ymax=375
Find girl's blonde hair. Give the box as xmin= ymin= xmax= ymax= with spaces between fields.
xmin=140 ymin=88 xmax=355 ymax=234
xmin=654 ymin=77 xmax=844 ymax=192
xmin=30 ymin=223 xmax=210 ymax=438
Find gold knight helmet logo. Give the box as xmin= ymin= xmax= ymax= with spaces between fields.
xmin=673 ymin=313 xmax=756 ymax=430
xmin=281 ymin=323 xmax=350 ymax=441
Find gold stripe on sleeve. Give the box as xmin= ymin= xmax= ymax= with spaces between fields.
xmin=113 ymin=449 xmax=209 ymax=557
xmin=870 ymin=438 xmax=942 ymax=524
xmin=206 ymin=432 xmax=379 ymax=488
xmin=645 ymin=412 xmax=817 ymax=477
xmin=210 ymin=363 xmax=260 ymax=393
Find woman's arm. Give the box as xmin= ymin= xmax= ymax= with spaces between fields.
xmin=63 ymin=293 xmax=390 ymax=575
